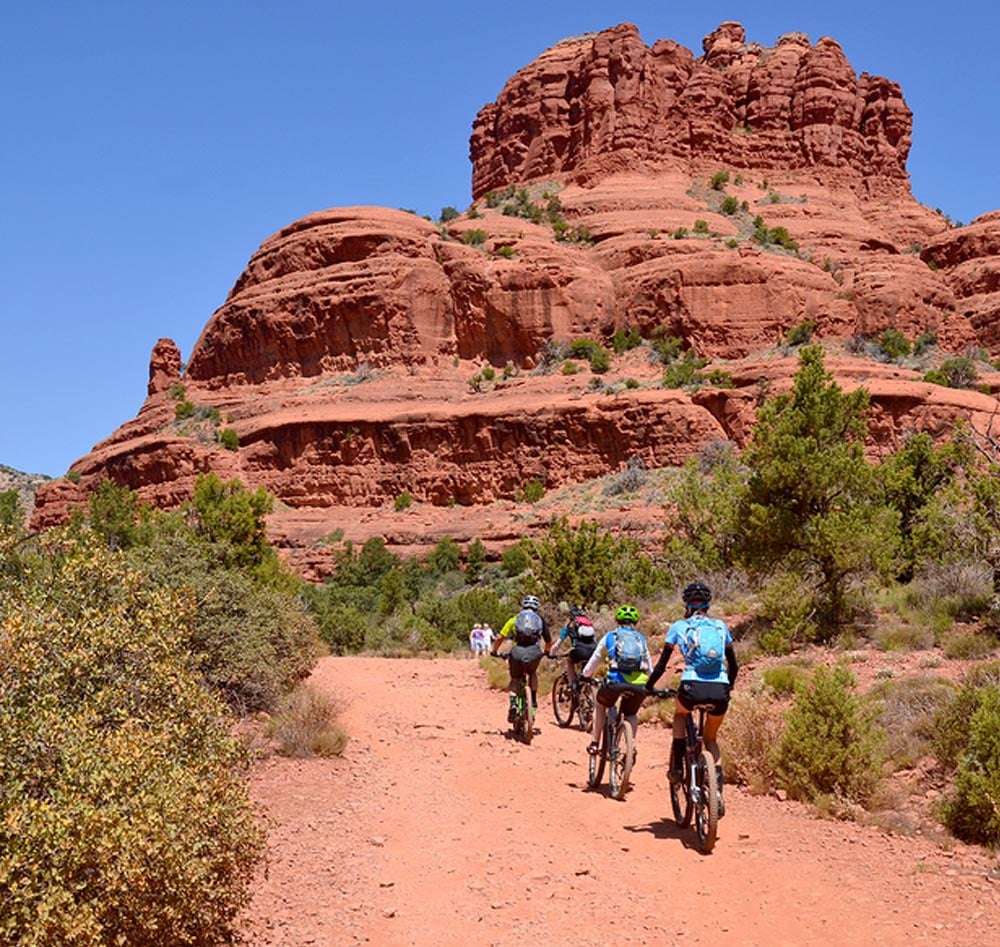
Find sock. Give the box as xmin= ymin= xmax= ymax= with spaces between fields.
xmin=671 ymin=738 xmax=686 ymax=771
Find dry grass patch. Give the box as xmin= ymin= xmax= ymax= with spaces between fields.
xmin=267 ymin=684 xmax=349 ymax=757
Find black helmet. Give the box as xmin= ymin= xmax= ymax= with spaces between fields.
xmin=682 ymin=581 xmax=712 ymax=609
xmin=569 ymin=605 xmax=586 ymax=619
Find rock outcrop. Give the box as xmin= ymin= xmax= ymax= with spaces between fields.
xmin=29 ymin=22 xmax=1000 ymax=573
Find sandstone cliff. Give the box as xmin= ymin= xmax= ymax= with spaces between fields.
xmin=30 ymin=22 xmax=1000 ymax=574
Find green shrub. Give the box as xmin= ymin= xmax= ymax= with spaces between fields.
xmin=612 ymin=327 xmax=642 ymax=353
xmin=871 ymin=675 xmax=955 ymax=770
xmin=517 ymin=479 xmax=545 ymax=503
xmin=720 ymin=195 xmax=740 ymax=215
xmin=913 ymin=330 xmax=937 ymax=356
xmin=175 ymin=399 xmax=195 ymax=420
xmin=923 ymin=357 xmax=978 ymax=389
xmin=943 ymin=630 xmax=996 ymax=660
xmin=763 ymin=664 xmax=810 ymax=697
xmin=878 ymin=329 xmax=912 ymax=360
xmin=502 ymin=542 xmax=530 ymax=577
xmin=625 ymin=377 xmax=640 ymax=389
xmin=693 ymin=219 xmax=710 ymax=234
xmin=773 ymin=664 xmax=884 ymax=804
xmin=710 ymin=170 xmax=730 ymax=191
xmin=462 ymin=229 xmax=488 ymax=247
xmin=394 ymin=490 xmax=413 ymax=512
xmin=942 ymin=687 xmax=1000 ymax=845
xmin=561 ymin=360 xmax=579 ymax=375
xmin=218 ymin=427 xmax=240 ymax=451
xmin=439 ymin=206 xmax=460 ymax=222
xmin=0 ymin=532 xmax=265 ymax=946
xmin=785 ymin=319 xmax=816 ymax=345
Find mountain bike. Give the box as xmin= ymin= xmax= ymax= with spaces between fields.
xmin=670 ymin=701 xmax=721 ymax=853
xmin=585 ymin=681 xmax=671 ymax=800
xmin=493 ymin=653 xmax=534 ymax=744
xmin=550 ymin=660 xmax=596 ymax=730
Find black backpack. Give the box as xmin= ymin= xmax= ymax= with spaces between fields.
xmin=514 ymin=609 xmax=543 ymax=645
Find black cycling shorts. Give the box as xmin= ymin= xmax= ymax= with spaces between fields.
xmin=509 ymin=642 xmax=543 ymax=678
xmin=569 ymin=641 xmax=597 ymax=664
xmin=596 ymin=681 xmax=646 ymax=717
xmin=677 ymin=680 xmax=731 ymax=715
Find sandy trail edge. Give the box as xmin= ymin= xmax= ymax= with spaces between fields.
xmin=237 ymin=656 xmax=998 ymax=946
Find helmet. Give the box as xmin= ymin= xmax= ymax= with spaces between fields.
xmin=615 ymin=604 xmax=639 ymax=624
xmin=521 ymin=594 xmax=541 ymax=611
xmin=569 ymin=605 xmax=586 ymax=619
xmin=682 ymin=581 xmax=712 ymax=609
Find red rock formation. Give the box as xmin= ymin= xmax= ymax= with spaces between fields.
xmin=28 ymin=21 xmax=1000 ymax=572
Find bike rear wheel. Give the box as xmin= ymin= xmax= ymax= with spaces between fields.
xmin=694 ymin=749 xmax=719 ymax=853
xmin=670 ymin=753 xmax=694 ymax=827
xmin=609 ymin=717 xmax=634 ymax=800
xmin=552 ymin=672 xmax=575 ymax=727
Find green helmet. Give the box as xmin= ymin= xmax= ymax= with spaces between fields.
xmin=615 ymin=604 xmax=639 ymax=624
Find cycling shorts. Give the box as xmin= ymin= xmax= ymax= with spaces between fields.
xmin=596 ymin=681 xmax=645 ymax=717
xmin=508 ymin=642 xmax=543 ymax=678
xmin=677 ymin=680 xmax=730 ymax=715
xmin=569 ymin=641 xmax=597 ymax=664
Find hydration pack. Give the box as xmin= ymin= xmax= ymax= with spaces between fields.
xmin=679 ymin=615 xmax=726 ymax=677
xmin=612 ymin=626 xmax=644 ymax=673
xmin=571 ymin=616 xmax=596 ymax=642
xmin=514 ymin=609 xmax=543 ymax=645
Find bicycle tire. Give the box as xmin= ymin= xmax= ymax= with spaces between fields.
xmin=670 ymin=753 xmax=694 ymax=826
xmin=577 ymin=681 xmax=596 ymax=731
xmin=587 ymin=713 xmax=607 ymax=789
xmin=694 ymin=748 xmax=719 ymax=853
xmin=609 ymin=717 xmax=634 ymax=800
xmin=552 ymin=672 xmax=575 ymax=728
xmin=523 ymin=689 xmax=535 ymax=745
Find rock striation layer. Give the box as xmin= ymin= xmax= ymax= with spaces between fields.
xmin=30 ymin=22 xmax=1000 ymax=572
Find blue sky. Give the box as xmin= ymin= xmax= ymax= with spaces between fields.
xmin=3 ymin=1 xmax=998 ymax=477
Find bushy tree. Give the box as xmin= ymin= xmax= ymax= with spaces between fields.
xmin=0 ymin=530 xmax=265 ymax=946
xmin=0 ymin=489 xmax=22 ymax=528
xmin=527 ymin=516 xmax=649 ymax=605
xmin=738 ymin=346 xmax=899 ymax=628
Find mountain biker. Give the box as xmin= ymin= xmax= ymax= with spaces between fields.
xmin=547 ymin=605 xmax=597 ymax=686
xmin=490 ymin=594 xmax=552 ymax=722
xmin=646 ymin=581 xmax=738 ymax=812
xmin=579 ymin=605 xmax=653 ymax=758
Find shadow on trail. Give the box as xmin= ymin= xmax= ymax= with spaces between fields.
xmin=623 ymin=818 xmax=712 ymax=853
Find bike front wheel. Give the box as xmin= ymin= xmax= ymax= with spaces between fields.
xmin=521 ymin=684 xmax=535 ymax=745
xmin=670 ymin=753 xmax=694 ymax=827
xmin=552 ymin=672 xmax=575 ymax=727
xmin=609 ymin=718 xmax=634 ymax=800
xmin=587 ymin=719 xmax=607 ymax=789
xmin=694 ymin=749 xmax=719 ymax=853
xmin=577 ymin=680 xmax=596 ymax=731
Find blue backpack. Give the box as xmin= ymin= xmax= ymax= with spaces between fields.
xmin=612 ymin=626 xmax=644 ymax=673
xmin=679 ymin=615 xmax=726 ymax=677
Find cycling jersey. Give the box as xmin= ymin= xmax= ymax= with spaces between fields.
xmin=665 ymin=616 xmax=734 ymax=685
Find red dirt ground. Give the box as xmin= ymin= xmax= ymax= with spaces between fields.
xmin=236 ymin=655 xmax=999 ymax=946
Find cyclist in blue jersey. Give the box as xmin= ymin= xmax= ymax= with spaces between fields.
xmin=579 ymin=605 xmax=652 ymax=758
xmin=646 ymin=582 xmax=738 ymax=810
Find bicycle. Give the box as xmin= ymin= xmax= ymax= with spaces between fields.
xmin=550 ymin=659 xmax=596 ymax=730
xmin=492 ymin=653 xmax=534 ymax=744
xmin=585 ymin=680 xmax=671 ymax=800
xmin=669 ymin=700 xmax=722 ymax=853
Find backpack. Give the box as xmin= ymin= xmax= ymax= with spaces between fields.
xmin=513 ymin=609 xmax=543 ymax=645
xmin=571 ymin=616 xmax=596 ymax=643
xmin=679 ymin=615 xmax=726 ymax=677
xmin=611 ymin=626 xmax=644 ymax=673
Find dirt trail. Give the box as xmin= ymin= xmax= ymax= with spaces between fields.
xmin=238 ymin=656 xmax=998 ymax=946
